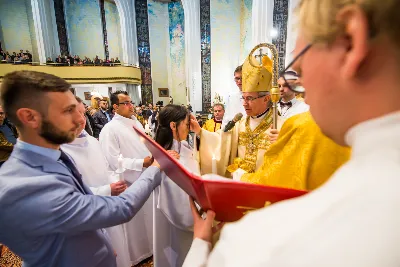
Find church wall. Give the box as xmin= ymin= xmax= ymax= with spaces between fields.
xmin=0 ymin=0 xmax=34 ymax=56
xmin=168 ymin=1 xmax=186 ymax=105
xmin=64 ymin=0 xmax=104 ymax=58
xmin=148 ymin=0 xmax=170 ymax=106
xmin=210 ymin=0 xmax=241 ymax=106
xmin=240 ymin=0 xmax=253 ymax=62
xmin=104 ymin=0 xmax=122 ymax=61
xmin=72 ymin=83 xmax=127 ymax=106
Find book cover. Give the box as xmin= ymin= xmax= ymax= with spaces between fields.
xmin=133 ymin=126 xmax=307 ymax=222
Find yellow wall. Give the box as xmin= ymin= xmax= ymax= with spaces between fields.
xmin=0 ymin=65 xmax=141 ymax=85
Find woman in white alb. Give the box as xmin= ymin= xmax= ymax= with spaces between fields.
xmin=153 ymin=104 xmax=199 ymax=267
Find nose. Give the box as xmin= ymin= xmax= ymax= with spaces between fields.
xmin=76 ymin=111 xmax=85 ymax=125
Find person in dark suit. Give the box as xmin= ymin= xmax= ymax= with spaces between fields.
xmin=0 ymin=70 xmax=161 ymax=267
xmin=92 ymin=99 xmax=113 ymax=138
xmin=0 ymin=107 xmax=18 ymax=166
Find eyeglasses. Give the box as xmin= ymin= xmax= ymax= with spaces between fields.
xmin=234 ymin=77 xmax=242 ymax=81
xmin=240 ymin=95 xmax=265 ymax=103
xmin=280 ymin=44 xmax=312 ymax=93
xmin=118 ymin=101 xmax=134 ymax=106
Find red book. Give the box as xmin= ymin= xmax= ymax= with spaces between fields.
xmin=133 ymin=126 xmax=307 ymax=222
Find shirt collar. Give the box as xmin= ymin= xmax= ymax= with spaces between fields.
xmin=280 ymin=97 xmax=297 ymax=105
xmin=65 ymin=130 xmax=89 ymax=147
xmin=251 ymin=108 xmax=269 ymax=119
xmin=345 ymin=111 xmax=400 ymax=149
xmin=113 ymin=113 xmax=136 ymax=126
xmin=15 ymin=139 xmax=61 ymax=161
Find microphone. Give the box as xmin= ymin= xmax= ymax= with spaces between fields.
xmin=224 ymin=113 xmax=243 ymax=132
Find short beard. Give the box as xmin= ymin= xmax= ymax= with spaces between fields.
xmin=39 ymin=119 xmax=76 ymax=145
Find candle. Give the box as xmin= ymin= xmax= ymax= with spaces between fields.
xmin=118 ymin=154 xmax=124 ymax=181
xmin=212 ymin=155 xmax=217 ymax=174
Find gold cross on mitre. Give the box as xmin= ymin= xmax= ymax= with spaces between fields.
xmin=254 ymin=48 xmax=271 ymax=65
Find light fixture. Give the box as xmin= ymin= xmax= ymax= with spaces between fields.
xmin=270 ymin=28 xmax=279 ymax=39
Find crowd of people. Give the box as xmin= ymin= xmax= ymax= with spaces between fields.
xmin=1 ymin=0 xmax=399 ymax=267
xmin=0 ymin=49 xmax=33 ymax=64
xmin=0 ymin=49 xmax=122 ymax=66
xmin=48 ymin=55 xmax=122 ymax=66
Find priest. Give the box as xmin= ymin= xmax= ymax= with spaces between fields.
xmin=99 ymin=91 xmax=154 ymax=266
xmin=202 ymin=103 xmax=225 ymax=132
xmin=191 ymin=51 xmax=280 ymax=177
xmin=277 ymin=71 xmax=309 ymax=122
xmin=221 ymin=66 xmax=246 ymax=129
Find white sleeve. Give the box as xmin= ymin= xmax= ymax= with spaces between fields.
xmin=89 ymin=184 xmax=111 ymax=196
xmin=183 ymin=238 xmax=212 ymax=267
xmin=99 ymin=128 xmax=144 ymax=172
xmin=232 ymin=168 xmax=247 ymax=181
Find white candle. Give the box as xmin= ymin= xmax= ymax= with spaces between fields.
xmin=118 ymin=154 xmax=124 ymax=181
xmin=212 ymin=155 xmax=217 ymax=174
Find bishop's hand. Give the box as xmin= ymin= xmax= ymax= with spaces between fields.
xmin=269 ymin=126 xmax=280 ymax=144
xmin=190 ymin=114 xmax=201 ymax=135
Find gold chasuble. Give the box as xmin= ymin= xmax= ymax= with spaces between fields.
xmin=241 ymin=112 xmax=351 ymax=190
xmin=199 ymin=110 xmax=276 ymax=177
xmin=202 ymin=119 xmax=222 ymax=132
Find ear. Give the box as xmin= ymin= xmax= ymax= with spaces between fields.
xmin=336 ymin=5 xmax=369 ymax=79
xmin=113 ymin=103 xmax=118 ymax=111
xmin=170 ymin=121 xmax=176 ymax=131
xmin=16 ymin=108 xmax=42 ymax=129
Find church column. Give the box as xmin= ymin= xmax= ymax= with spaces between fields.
xmin=99 ymin=0 xmax=110 ymax=60
xmin=251 ymin=0 xmax=274 ymax=45
xmin=272 ymin=0 xmax=289 ymax=72
xmin=31 ymin=0 xmax=49 ymax=64
xmin=53 ymin=0 xmax=69 ymax=56
xmin=200 ymin=0 xmax=211 ymax=112
xmin=285 ymin=0 xmax=300 ymax=64
xmin=134 ymin=0 xmax=153 ymax=104
xmin=181 ymin=0 xmax=202 ymax=113
xmin=114 ymin=0 xmax=139 ymax=66
xmin=30 ymin=0 xmax=60 ymax=64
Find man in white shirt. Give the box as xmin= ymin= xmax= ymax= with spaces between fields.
xmin=61 ymin=97 xmax=130 ymax=267
xmin=183 ymin=0 xmax=400 ymax=266
xmin=278 ymin=71 xmax=309 ymax=122
xmin=100 ymin=91 xmax=154 ymax=265
xmin=222 ymin=66 xmax=246 ymax=128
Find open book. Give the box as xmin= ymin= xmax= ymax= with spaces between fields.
xmin=133 ymin=126 xmax=307 ymax=222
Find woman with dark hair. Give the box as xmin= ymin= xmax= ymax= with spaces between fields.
xmin=153 ymin=104 xmax=200 ymax=267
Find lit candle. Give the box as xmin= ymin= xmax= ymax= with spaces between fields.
xmin=118 ymin=154 xmax=124 ymax=181
xmin=212 ymin=155 xmax=217 ymax=174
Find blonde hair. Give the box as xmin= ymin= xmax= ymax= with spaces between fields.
xmin=298 ymin=0 xmax=400 ymax=46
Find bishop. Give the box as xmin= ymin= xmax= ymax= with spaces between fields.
xmin=191 ymin=47 xmax=280 ymax=177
